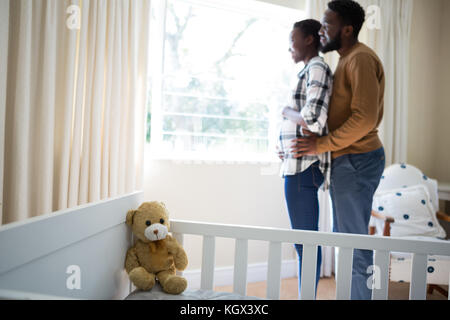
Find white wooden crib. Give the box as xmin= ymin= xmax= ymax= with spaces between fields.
xmin=0 ymin=191 xmax=449 ymax=300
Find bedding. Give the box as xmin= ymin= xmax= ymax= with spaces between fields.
xmin=125 ymin=283 xmax=264 ymax=300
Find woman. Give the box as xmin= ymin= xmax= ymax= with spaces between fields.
xmin=277 ymin=19 xmax=333 ymax=298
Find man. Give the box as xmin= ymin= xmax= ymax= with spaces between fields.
xmin=291 ymin=0 xmax=386 ymax=300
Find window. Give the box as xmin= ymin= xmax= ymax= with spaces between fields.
xmin=147 ymin=0 xmax=304 ymax=161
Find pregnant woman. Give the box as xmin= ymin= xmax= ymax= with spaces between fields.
xmin=277 ymin=19 xmax=333 ymax=298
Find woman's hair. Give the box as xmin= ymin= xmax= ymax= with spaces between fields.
xmin=293 ymin=19 xmax=322 ymax=50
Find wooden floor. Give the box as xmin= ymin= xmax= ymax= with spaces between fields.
xmin=214 ymin=276 xmax=448 ymax=300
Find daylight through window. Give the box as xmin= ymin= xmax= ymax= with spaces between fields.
xmin=147 ymin=0 xmax=304 ymax=161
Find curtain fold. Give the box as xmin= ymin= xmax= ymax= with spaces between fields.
xmin=2 ymin=0 xmax=151 ymax=225
xmin=357 ymin=0 xmax=413 ymax=165
xmin=305 ymin=0 xmax=338 ymax=279
xmin=306 ymin=0 xmax=414 ymax=277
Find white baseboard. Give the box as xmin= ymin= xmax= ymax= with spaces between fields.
xmin=183 ymin=259 xmax=298 ymax=289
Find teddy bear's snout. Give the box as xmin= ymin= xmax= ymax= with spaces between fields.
xmin=144 ymin=223 xmax=168 ymax=241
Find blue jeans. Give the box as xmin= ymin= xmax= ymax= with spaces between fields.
xmin=330 ymin=147 xmax=385 ymax=300
xmin=284 ymin=162 xmax=323 ymax=299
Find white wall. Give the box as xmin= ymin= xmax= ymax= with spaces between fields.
xmin=408 ymin=0 xmax=450 ymax=211
xmin=408 ymin=0 xmax=442 ymax=180
xmin=435 ymin=0 xmax=450 ymax=183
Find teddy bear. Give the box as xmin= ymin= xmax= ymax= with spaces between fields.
xmin=125 ymin=201 xmax=188 ymax=294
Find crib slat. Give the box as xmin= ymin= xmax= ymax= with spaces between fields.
xmin=266 ymin=241 xmax=282 ymax=299
xmin=371 ymin=250 xmax=390 ymax=300
xmin=200 ymin=235 xmax=216 ymax=290
xmin=335 ymin=247 xmax=353 ymax=300
xmin=409 ymin=253 xmax=427 ymax=300
xmin=300 ymin=244 xmax=318 ymax=300
xmin=233 ymin=239 xmax=248 ymax=296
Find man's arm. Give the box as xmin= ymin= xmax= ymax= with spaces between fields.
xmin=316 ymin=53 xmax=381 ymax=153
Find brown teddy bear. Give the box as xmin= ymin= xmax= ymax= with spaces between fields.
xmin=125 ymin=201 xmax=188 ymax=294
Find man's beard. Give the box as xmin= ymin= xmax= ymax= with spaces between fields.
xmin=319 ymin=31 xmax=342 ymax=53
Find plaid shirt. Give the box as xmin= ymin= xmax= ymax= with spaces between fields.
xmin=278 ymin=56 xmax=333 ymax=189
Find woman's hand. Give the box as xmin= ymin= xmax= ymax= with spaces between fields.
xmin=281 ymin=106 xmax=290 ymax=117
xmin=275 ymin=146 xmax=284 ymax=160
xmin=299 ymin=118 xmax=309 ymax=131
xmin=282 ymin=107 xmax=310 ymax=130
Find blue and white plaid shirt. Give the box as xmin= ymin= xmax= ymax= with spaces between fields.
xmin=278 ymin=56 xmax=333 ymax=189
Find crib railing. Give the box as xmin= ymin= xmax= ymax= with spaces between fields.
xmin=171 ymin=219 xmax=450 ymax=300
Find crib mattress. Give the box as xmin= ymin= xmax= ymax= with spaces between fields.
xmin=125 ymin=283 xmax=264 ymax=300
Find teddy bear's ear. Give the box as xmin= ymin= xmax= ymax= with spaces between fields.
xmin=126 ymin=209 xmax=137 ymax=227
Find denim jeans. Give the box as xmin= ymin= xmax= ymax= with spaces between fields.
xmin=330 ymin=147 xmax=386 ymax=300
xmin=284 ymin=161 xmax=324 ymax=299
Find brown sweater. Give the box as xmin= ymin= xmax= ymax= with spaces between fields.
xmin=316 ymin=42 xmax=384 ymax=159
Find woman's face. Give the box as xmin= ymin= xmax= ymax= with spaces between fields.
xmin=289 ymin=28 xmax=308 ymax=64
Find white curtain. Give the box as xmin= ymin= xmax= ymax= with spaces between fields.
xmin=318 ymin=188 xmax=334 ymax=277
xmin=1 ymin=0 xmax=151 ymax=225
xmin=357 ymin=0 xmax=414 ymax=166
xmin=306 ymin=0 xmax=414 ymax=277
xmin=0 ymin=0 xmax=9 ymax=224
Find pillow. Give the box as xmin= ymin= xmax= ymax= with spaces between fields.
xmin=372 ymin=184 xmax=446 ymax=239
xmin=376 ymin=164 xmax=439 ymax=213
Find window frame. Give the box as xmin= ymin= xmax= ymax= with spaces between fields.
xmin=147 ymin=0 xmax=304 ymax=163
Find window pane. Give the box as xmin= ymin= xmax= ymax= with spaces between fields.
xmin=164 ymin=1 xmax=295 ymax=82
xmin=163 ymin=75 xmax=229 ymax=100
xmin=152 ymin=0 xmax=301 ymax=157
xmin=162 ymin=93 xmax=269 ymax=120
xmin=162 ymin=114 xmax=269 ymax=137
xmin=161 ymin=134 xmax=269 ymax=154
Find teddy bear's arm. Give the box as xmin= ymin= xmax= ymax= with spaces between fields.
xmin=125 ymin=247 xmax=141 ymax=274
xmin=165 ymin=236 xmax=188 ymax=271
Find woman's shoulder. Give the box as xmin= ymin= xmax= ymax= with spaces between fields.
xmin=307 ymin=56 xmax=333 ymax=79
xmin=308 ymin=56 xmax=332 ymax=71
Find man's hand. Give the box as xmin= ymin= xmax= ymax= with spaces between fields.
xmin=290 ymin=129 xmax=319 ymax=158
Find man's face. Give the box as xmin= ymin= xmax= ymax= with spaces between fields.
xmin=319 ymin=9 xmax=342 ymax=53
xmin=288 ymin=28 xmax=308 ymax=64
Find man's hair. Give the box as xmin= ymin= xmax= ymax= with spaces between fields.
xmin=327 ymin=0 xmax=365 ymax=38
xmin=293 ymin=19 xmax=322 ymax=50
